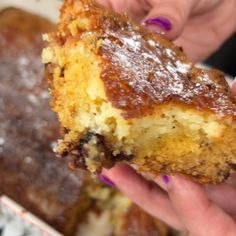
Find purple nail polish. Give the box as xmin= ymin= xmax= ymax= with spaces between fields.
xmin=162 ymin=175 xmax=170 ymax=184
xmin=97 ymin=174 xmax=116 ymax=187
xmin=144 ymin=17 xmax=172 ymax=31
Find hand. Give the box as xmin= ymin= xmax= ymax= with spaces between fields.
xmin=102 ymin=164 xmax=236 ymax=236
xmin=97 ymin=0 xmax=236 ymax=62
xmin=99 ymin=82 xmax=236 ymax=236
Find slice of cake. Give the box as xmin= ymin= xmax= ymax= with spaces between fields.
xmin=0 ymin=8 xmax=178 ymax=236
xmin=43 ymin=0 xmax=236 ymax=183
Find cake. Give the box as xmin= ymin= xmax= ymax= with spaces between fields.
xmin=0 ymin=7 xmax=173 ymax=236
xmin=43 ymin=0 xmax=236 ymax=184
xmin=0 ymin=8 xmax=90 ymax=236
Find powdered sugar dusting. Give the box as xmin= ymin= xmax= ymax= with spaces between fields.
xmin=100 ymin=19 xmax=236 ymax=118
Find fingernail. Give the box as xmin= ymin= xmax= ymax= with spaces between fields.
xmin=97 ymin=174 xmax=116 ymax=187
xmin=162 ymin=175 xmax=170 ymax=184
xmin=144 ymin=17 xmax=172 ymax=33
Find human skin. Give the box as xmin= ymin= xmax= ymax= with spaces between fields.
xmin=101 ymin=85 xmax=236 ymax=235
xmin=100 ymin=85 xmax=236 ymax=235
xmin=97 ymin=1 xmax=236 ymax=235
xmin=97 ymin=0 xmax=236 ymax=62
xmin=100 ymin=82 xmax=236 ymax=235
xmin=102 ymin=163 xmax=236 ymax=235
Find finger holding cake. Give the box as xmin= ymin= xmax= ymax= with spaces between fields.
xmin=42 ymin=0 xmax=236 ymax=184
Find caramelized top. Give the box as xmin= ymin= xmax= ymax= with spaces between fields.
xmin=58 ymin=0 xmax=236 ymax=119
xmin=0 ymin=8 xmax=87 ymax=235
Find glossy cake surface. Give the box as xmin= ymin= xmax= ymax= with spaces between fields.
xmin=43 ymin=0 xmax=236 ymax=183
xmin=0 ymin=7 xmax=172 ymax=236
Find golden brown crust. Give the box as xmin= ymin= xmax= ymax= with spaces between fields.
xmin=44 ymin=0 xmax=236 ymax=184
xmin=55 ymin=0 xmax=236 ymax=119
xmin=1 ymin=9 xmax=176 ymax=236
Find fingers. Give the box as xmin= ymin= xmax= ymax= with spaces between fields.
xmin=98 ymin=0 xmax=198 ymax=40
xmin=153 ymin=175 xmax=168 ymax=191
xmin=102 ymin=164 xmax=184 ymax=230
xmin=96 ymin=0 xmax=127 ymax=12
xmin=96 ymin=0 xmax=146 ymax=20
xmin=144 ymin=0 xmax=197 ymax=40
xmin=206 ymin=183 xmax=236 ymax=216
xmin=175 ymin=0 xmax=236 ymax=62
xmin=96 ymin=0 xmax=111 ymax=8
xmin=166 ymin=176 xmax=236 ymax=236
xmin=155 ymin=174 xmax=236 ymax=217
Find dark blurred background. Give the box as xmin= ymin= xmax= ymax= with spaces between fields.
xmin=205 ymin=33 xmax=236 ymax=78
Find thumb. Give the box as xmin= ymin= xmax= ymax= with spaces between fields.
xmin=144 ymin=0 xmax=197 ymax=40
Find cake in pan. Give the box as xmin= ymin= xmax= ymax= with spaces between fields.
xmin=0 ymin=8 xmax=90 ymax=236
xmin=0 ymin=7 xmax=172 ymax=236
xmin=43 ymin=0 xmax=236 ymax=183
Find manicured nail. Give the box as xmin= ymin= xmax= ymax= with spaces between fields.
xmin=97 ymin=174 xmax=116 ymax=187
xmin=144 ymin=17 xmax=172 ymax=33
xmin=162 ymin=175 xmax=170 ymax=184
